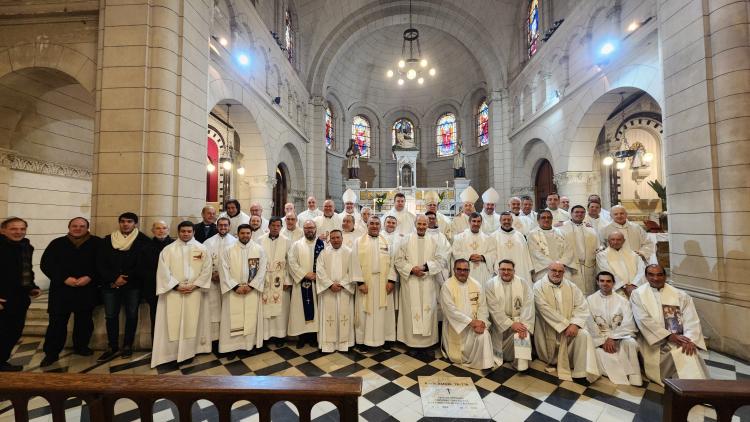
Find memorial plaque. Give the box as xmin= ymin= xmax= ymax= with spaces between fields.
xmin=419 ymin=376 xmax=490 ymax=419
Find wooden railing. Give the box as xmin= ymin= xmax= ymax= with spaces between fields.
xmin=0 ymin=373 xmax=362 ymax=422
xmin=663 ymin=379 xmax=750 ymax=422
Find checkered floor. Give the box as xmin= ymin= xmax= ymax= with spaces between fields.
xmin=1 ymin=337 xmax=749 ymax=422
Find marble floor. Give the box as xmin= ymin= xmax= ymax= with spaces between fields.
xmin=1 ymin=337 xmax=749 ymax=422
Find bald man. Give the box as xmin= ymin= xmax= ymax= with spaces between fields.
xmin=297 ymin=196 xmax=323 ymax=224
xmin=313 ymin=199 xmax=342 ymax=243
xmin=598 ymin=205 xmax=653 ymax=261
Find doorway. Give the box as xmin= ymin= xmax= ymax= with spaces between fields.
xmin=534 ymin=159 xmax=555 ymax=210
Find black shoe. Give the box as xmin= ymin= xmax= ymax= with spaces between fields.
xmin=310 ymin=340 xmax=319 ymax=348
xmin=353 ymin=344 xmax=371 ymax=354
xmin=74 ymin=347 xmax=94 ymax=356
xmin=0 ymin=362 xmax=23 ymax=372
xmin=120 ymin=346 xmax=133 ymax=359
xmin=382 ymin=342 xmax=393 ymax=352
xmin=274 ymin=338 xmax=285 ymax=348
xmin=40 ymin=356 xmax=59 ymax=367
xmin=97 ymin=349 xmax=119 ymax=362
xmin=296 ymin=339 xmax=305 ymax=349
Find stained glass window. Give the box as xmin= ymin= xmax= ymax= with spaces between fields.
xmin=325 ymin=104 xmax=334 ymax=150
xmin=285 ymin=8 xmax=294 ymax=63
xmin=477 ymin=99 xmax=489 ymax=146
xmin=527 ymin=0 xmax=539 ymax=58
xmin=392 ymin=118 xmax=415 ymax=147
xmin=352 ymin=115 xmax=371 ymax=158
xmin=436 ymin=113 xmax=457 ymax=156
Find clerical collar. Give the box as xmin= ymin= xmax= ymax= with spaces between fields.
xmin=501 ymin=227 xmax=514 ymax=233
xmin=369 ymin=234 xmax=379 ymax=238
xmin=572 ymin=221 xmax=584 ymax=226
xmin=598 ymin=290 xmax=612 ymax=297
xmin=269 ymin=234 xmax=278 ymax=240
xmin=541 ymin=227 xmax=553 ymax=231
xmin=511 ymin=212 xmax=520 ymax=216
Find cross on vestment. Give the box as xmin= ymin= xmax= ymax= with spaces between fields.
xmin=470 ymin=240 xmax=479 ymax=250
xmin=327 ymin=315 xmax=335 ymax=327
xmin=505 ymin=238 xmax=514 ymax=249
xmin=341 ymin=315 xmax=349 ymax=327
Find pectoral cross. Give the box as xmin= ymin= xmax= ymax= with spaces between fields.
xmin=470 ymin=240 xmax=479 ymax=250
xmin=306 ymin=298 xmax=311 ymax=305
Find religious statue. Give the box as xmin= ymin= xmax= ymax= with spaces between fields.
xmin=392 ymin=120 xmax=418 ymax=151
xmin=345 ymin=138 xmax=361 ymax=179
xmin=453 ymin=140 xmax=466 ymax=178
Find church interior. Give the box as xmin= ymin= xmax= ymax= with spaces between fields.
xmin=1 ymin=0 xmax=749 ymax=421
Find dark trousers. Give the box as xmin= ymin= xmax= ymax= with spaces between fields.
xmin=42 ymin=309 xmax=94 ymax=358
xmin=0 ymin=309 xmax=28 ymax=364
xmin=145 ymin=295 xmax=157 ymax=341
xmin=102 ymin=289 xmax=140 ymax=350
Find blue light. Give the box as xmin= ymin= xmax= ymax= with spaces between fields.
xmin=237 ymin=54 xmax=250 ymax=66
xmin=599 ymin=42 xmax=615 ymax=56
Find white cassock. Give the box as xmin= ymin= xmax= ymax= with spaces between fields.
xmin=338 ymin=210 xmax=364 ymax=233
xmin=287 ymin=237 xmax=322 ymax=336
xmin=521 ymin=210 xmax=538 ymax=221
xmin=440 ymin=276 xmax=494 ymax=369
xmin=596 ymin=246 xmax=645 ymax=295
xmin=631 ymin=283 xmax=709 ymax=386
xmin=351 ymin=234 xmax=397 ymax=347
xmin=510 ymin=213 xmax=532 ymax=235
xmin=599 ymin=221 xmax=654 ymax=261
xmin=382 ymin=208 xmax=416 ymax=236
xmin=533 ymin=276 xmax=600 ymax=382
xmin=436 ymin=212 xmax=453 ymax=240
xmin=394 ymin=232 xmax=451 ymax=347
xmin=527 ymin=227 xmax=575 ymax=281
xmin=218 ymin=240 xmax=267 ymax=353
xmin=450 ymin=213 xmax=470 ymax=238
xmin=316 ymin=245 xmax=355 ymax=352
xmin=203 ymin=233 xmax=237 ymax=340
xmin=583 ymin=214 xmax=605 ymax=236
xmin=313 ymin=214 xmax=343 ymax=242
xmin=480 ymin=211 xmax=500 ymax=234
xmin=281 ymin=226 xmax=304 ymax=243
xmin=297 ymin=209 xmax=323 ymax=225
xmin=250 ymin=228 xmax=267 ymax=240
xmin=599 ymin=208 xmax=612 ymax=223
xmin=493 ymin=228 xmax=534 ymax=286
xmin=382 ymin=230 xmax=406 ymax=312
xmin=586 ymin=291 xmax=641 ymax=385
xmin=219 ymin=211 xmax=250 ymax=232
xmin=256 ymin=233 xmax=292 ymax=340
xmin=485 ymin=275 xmax=535 ymax=370
xmin=559 ymin=221 xmax=599 ymax=295
xmin=151 ymin=239 xmax=212 ymax=367
xmin=451 ymin=230 xmax=496 ymax=285
xmin=342 ymin=230 xmax=360 ymax=250
xmin=547 ymin=208 xmax=570 ymax=224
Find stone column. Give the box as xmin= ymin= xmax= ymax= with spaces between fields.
xmin=487 ymin=89 xmax=512 ymax=205
xmin=242 ymin=175 xmax=274 ymax=216
xmin=553 ymin=171 xmax=596 ymax=208
xmin=91 ymin=0 xmax=211 ymax=235
xmin=0 ymin=164 xmax=8 ymax=219
xmin=307 ymin=95 xmax=326 ymax=200
xmin=658 ymin=0 xmax=750 ymax=360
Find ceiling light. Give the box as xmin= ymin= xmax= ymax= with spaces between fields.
xmin=398 ymin=60 xmax=405 ymax=68
xmin=386 ymin=0 xmax=436 ymax=86
xmin=420 ymin=59 xmax=428 ymax=67
xmin=406 ymin=69 xmax=417 ymax=79
xmin=627 ymin=22 xmax=639 ymax=32
xmin=236 ymin=166 xmax=245 ymax=175
xmin=237 ymin=54 xmax=250 ymax=66
xmin=602 ymin=156 xmax=614 ymax=166
xmin=386 ymin=69 xmax=394 ymax=78
xmin=429 ymin=68 xmax=436 ymax=76
xmin=600 ymin=42 xmax=615 ymax=56
xmin=417 ymin=77 xmax=424 ymax=84
xmin=219 ymin=37 xmax=228 ymax=47
xmin=397 ymin=78 xmax=404 ymax=85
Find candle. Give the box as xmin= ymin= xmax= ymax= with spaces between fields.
xmin=365 ymin=181 xmax=368 ymax=189
xmin=445 ymin=180 xmax=449 ymax=188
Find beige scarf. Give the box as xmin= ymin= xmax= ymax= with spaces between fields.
xmin=444 ymin=277 xmax=480 ymax=363
xmin=357 ymin=234 xmax=391 ymax=314
xmin=111 ymin=228 xmax=140 ymax=251
xmin=539 ymin=277 xmax=574 ymax=380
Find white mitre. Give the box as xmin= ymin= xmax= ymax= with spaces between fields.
xmin=459 ymin=186 xmax=479 ymax=204
xmin=424 ymin=190 xmax=440 ymax=205
xmin=482 ymin=187 xmax=500 ymax=204
xmin=342 ymin=188 xmax=357 ymax=204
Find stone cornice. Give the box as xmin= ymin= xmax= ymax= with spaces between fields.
xmin=0 ymin=149 xmax=91 ymax=180
xmin=553 ymin=171 xmax=595 ymax=187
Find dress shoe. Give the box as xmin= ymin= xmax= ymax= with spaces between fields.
xmin=97 ymin=349 xmax=119 ymax=362
xmin=0 ymin=362 xmax=23 ymax=372
xmin=74 ymin=347 xmax=94 ymax=356
xmin=40 ymin=356 xmax=59 ymax=367
xmin=120 ymin=346 xmax=133 ymax=359
xmin=296 ymin=338 xmax=305 ymax=349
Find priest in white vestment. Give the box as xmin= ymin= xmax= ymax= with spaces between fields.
xmin=440 ymin=259 xmax=494 ymax=369
xmin=424 ymin=191 xmax=452 ymax=240
xmin=533 ymin=262 xmax=599 ymax=382
xmin=451 ymin=186 xmax=479 ymax=237
xmin=218 ymin=224 xmax=267 ymax=353
xmin=480 ymin=188 xmax=501 ymax=235
xmin=598 ymin=205 xmax=654 ymax=261
xmin=631 ymin=264 xmax=709 ymax=386
xmin=559 ymin=205 xmax=599 ymax=295
xmin=382 ymin=192 xmax=416 ymax=236
xmin=485 ymin=260 xmax=535 ymax=370
xmin=351 ymin=216 xmax=397 ymax=351
xmin=341 ymin=214 xmax=360 ymax=250
xmin=313 ymin=200 xmax=343 ymax=244
xmin=203 ymin=217 xmax=237 ymax=341
xmin=494 ymin=213 xmax=534 ymax=285
xmin=219 ymin=199 xmax=250 ymax=231
xmin=451 ymin=212 xmax=496 ymax=285
xmin=257 ymin=218 xmax=292 ymax=345
xmin=528 ymin=210 xmax=575 ymax=282
xmin=338 ymin=189 xmax=363 ymax=232
xmin=249 ymin=203 xmax=269 ymax=233
xmin=520 ymin=196 xmax=538 ymax=221
xmin=586 ymin=271 xmax=642 ymax=386
xmin=281 ymin=212 xmax=304 ymax=243
xmin=584 ymin=201 xmax=606 ymax=236
xmin=596 ymin=231 xmax=645 ymax=298
xmin=587 ymin=194 xmax=612 ymax=225
xmin=394 ymin=215 xmax=451 ymax=356
xmin=298 ymin=196 xmax=324 ymax=224
xmin=316 ymin=230 xmax=355 ymax=353
xmin=545 ymin=193 xmax=570 ymax=225
xmin=507 ymin=197 xmax=532 ymax=235
xmin=249 ymin=215 xmax=267 ymax=239
xmin=288 ymin=220 xmax=327 ymax=348
xmin=151 ymin=222 xmax=212 ymax=367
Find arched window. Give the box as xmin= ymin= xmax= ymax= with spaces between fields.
xmin=392 ymin=118 xmax=415 ymax=148
xmin=527 ymin=0 xmax=540 ymax=58
xmin=284 ymin=8 xmax=295 ymax=64
xmin=476 ymin=99 xmax=489 ymax=146
xmin=324 ymin=104 xmax=334 ymax=150
xmin=436 ymin=113 xmax=457 ymax=156
xmin=352 ymin=115 xmax=371 ymax=158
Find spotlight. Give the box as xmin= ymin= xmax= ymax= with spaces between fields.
xmin=398 ymin=60 xmax=405 ymax=68
xmin=237 ymin=53 xmax=250 ymax=66
xmin=627 ymin=21 xmax=639 ymax=32
xmin=219 ymin=37 xmax=228 ymax=47
xmin=236 ymin=166 xmax=245 ymax=175
xmin=616 ymin=161 xmax=627 ymax=170
xmin=397 ymin=78 xmax=404 ymax=85
xmin=429 ymin=68 xmax=436 ymax=76
xmin=602 ymin=156 xmax=614 ymax=166
xmin=599 ymin=42 xmax=615 ymax=56
xmin=417 ymin=77 xmax=424 ymax=84
xmin=386 ymin=69 xmax=394 ymax=78
xmin=406 ymin=69 xmax=417 ymax=80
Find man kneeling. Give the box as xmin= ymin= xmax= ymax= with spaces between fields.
xmin=586 ymin=271 xmax=642 ymax=386
xmin=440 ymin=259 xmax=494 ymax=370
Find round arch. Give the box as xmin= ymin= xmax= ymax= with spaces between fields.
xmin=0 ymin=44 xmax=96 ymax=93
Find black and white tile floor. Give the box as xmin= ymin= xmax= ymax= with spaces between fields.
xmin=1 ymin=337 xmax=749 ymax=422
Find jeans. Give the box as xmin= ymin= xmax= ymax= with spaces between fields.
xmin=101 ymin=289 xmax=140 ymax=350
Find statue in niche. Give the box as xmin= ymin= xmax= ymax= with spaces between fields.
xmin=453 ymin=140 xmax=466 ymax=178
xmin=345 ymin=138 xmax=361 ymax=179
xmin=401 ymin=164 xmax=413 ymax=187
xmin=392 ymin=119 xmax=418 ymax=151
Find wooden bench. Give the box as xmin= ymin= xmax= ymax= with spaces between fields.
xmin=663 ymin=379 xmax=750 ymax=422
xmin=0 ymin=373 xmax=362 ymax=422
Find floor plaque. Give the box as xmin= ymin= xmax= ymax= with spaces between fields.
xmin=418 ymin=376 xmax=490 ymax=419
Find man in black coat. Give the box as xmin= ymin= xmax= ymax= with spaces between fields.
xmin=137 ymin=220 xmax=173 ymax=341
xmin=40 ymin=217 xmax=101 ymax=367
xmin=96 ymin=212 xmax=150 ymax=361
xmin=193 ymin=206 xmax=218 ymax=243
xmin=0 ymin=217 xmax=41 ymax=372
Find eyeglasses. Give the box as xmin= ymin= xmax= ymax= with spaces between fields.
xmin=454 ymin=268 xmax=470 ymax=272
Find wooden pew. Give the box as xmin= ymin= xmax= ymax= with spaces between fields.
xmin=663 ymin=379 xmax=750 ymax=422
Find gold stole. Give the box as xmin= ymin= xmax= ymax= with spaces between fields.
xmin=445 ymin=277 xmax=480 ymax=363
xmin=357 ymin=235 xmax=390 ymax=314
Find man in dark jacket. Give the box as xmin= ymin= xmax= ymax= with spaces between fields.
xmin=40 ymin=217 xmax=101 ymax=367
xmin=97 ymin=212 xmax=149 ymax=361
xmin=138 ymin=220 xmax=173 ymax=341
xmin=0 ymin=217 xmax=41 ymax=372
xmin=193 ymin=206 xmax=218 ymax=243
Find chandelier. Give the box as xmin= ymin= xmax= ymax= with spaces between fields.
xmin=386 ymin=0 xmax=436 ymax=86
xmin=602 ymin=93 xmax=653 ymax=170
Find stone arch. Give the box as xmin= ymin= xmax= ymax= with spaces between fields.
xmin=512 ymin=137 xmax=554 ymax=200
xmin=276 ymin=141 xmax=306 ymax=210
xmin=0 ymin=44 xmax=96 ymax=93
xmin=323 ymin=91 xmax=345 ymax=151
xmin=384 ymin=108 xmax=421 ymax=159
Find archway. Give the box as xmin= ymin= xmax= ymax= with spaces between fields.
xmin=534 ymin=159 xmax=555 ymax=210
xmin=272 ymin=163 xmax=289 ymax=217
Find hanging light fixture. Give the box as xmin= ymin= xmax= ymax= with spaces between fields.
xmin=385 ymin=0 xmax=436 ymax=86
